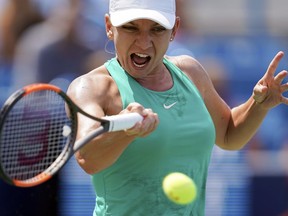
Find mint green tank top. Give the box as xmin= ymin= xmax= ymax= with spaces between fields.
xmin=92 ymin=58 xmax=215 ymax=216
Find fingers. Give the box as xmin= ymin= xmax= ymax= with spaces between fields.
xmin=281 ymin=96 xmax=288 ymax=105
xmin=139 ymin=109 xmax=159 ymax=137
xmin=124 ymin=102 xmax=148 ymax=115
xmin=253 ymin=84 xmax=268 ymax=104
xmin=265 ymin=51 xmax=284 ymax=78
xmin=253 ymin=51 xmax=287 ymax=105
xmin=280 ymin=82 xmax=288 ymax=93
xmin=122 ymin=103 xmax=159 ymax=137
xmin=274 ymin=70 xmax=288 ymax=85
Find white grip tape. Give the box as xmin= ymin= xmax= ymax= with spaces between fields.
xmin=103 ymin=113 xmax=143 ymax=132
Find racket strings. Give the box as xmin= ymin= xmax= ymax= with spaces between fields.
xmin=0 ymin=90 xmax=75 ymax=182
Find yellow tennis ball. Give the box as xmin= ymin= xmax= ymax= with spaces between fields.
xmin=162 ymin=172 xmax=197 ymax=205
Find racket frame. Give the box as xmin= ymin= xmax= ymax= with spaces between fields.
xmin=0 ymin=84 xmax=110 ymax=187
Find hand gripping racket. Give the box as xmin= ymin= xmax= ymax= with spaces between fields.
xmin=0 ymin=83 xmax=143 ymax=187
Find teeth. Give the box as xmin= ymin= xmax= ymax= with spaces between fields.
xmin=133 ymin=62 xmax=146 ymax=68
xmin=132 ymin=53 xmax=150 ymax=68
xmin=135 ymin=53 xmax=149 ymax=58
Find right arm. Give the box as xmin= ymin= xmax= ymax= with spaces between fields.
xmin=67 ymin=67 xmax=159 ymax=174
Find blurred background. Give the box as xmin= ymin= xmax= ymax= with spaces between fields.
xmin=0 ymin=0 xmax=288 ymax=215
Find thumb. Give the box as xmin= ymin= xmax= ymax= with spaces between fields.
xmin=253 ymin=84 xmax=268 ymax=103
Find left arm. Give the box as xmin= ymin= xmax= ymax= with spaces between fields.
xmin=223 ymin=51 xmax=288 ymax=149
xmin=176 ymin=51 xmax=288 ymax=150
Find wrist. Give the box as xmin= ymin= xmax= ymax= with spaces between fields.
xmin=252 ymin=97 xmax=270 ymax=113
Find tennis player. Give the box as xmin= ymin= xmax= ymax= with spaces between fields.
xmin=67 ymin=0 xmax=288 ymax=215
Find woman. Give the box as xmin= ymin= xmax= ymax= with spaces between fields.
xmin=67 ymin=0 xmax=288 ymax=215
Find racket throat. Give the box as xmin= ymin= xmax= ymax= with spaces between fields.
xmin=101 ymin=120 xmax=111 ymax=132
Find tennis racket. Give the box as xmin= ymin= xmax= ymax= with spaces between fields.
xmin=0 ymin=83 xmax=142 ymax=187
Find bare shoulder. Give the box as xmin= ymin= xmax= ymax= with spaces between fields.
xmin=67 ymin=65 xmax=122 ymax=115
xmin=165 ymin=55 xmax=213 ymax=95
xmin=166 ymin=55 xmax=201 ymax=69
xmin=67 ymin=65 xmax=112 ymax=98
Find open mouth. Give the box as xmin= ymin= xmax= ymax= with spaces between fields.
xmin=131 ymin=53 xmax=151 ymax=68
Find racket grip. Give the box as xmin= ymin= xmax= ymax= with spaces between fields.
xmin=103 ymin=113 xmax=143 ymax=132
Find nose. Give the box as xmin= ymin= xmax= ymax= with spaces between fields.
xmin=135 ymin=31 xmax=153 ymax=50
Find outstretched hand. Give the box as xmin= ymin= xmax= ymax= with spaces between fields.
xmin=253 ymin=51 xmax=288 ymax=109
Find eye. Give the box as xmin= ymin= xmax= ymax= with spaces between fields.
xmin=121 ymin=25 xmax=138 ymax=32
xmin=152 ymin=26 xmax=166 ymax=33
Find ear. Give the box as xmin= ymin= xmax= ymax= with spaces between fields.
xmin=170 ymin=16 xmax=180 ymax=42
xmin=105 ymin=14 xmax=114 ymax=40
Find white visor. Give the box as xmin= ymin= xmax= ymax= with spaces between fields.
xmin=109 ymin=0 xmax=176 ymax=29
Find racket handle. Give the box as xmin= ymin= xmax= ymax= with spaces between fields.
xmin=103 ymin=113 xmax=143 ymax=132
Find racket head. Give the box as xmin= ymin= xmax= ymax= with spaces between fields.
xmin=0 ymin=84 xmax=77 ymax=187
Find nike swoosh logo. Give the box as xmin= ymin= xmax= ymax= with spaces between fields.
xmin=163 ymin=102 xmax=177 ymax=109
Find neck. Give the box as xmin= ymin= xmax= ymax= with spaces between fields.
xmin=136 ymin=66 xmax=173 ymax=91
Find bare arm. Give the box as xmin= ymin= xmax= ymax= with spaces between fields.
xmin=174 ymin=51 xmax=288 ymax=150
xmin=224 ymin=51 xmax=288 ymax=149
xmin=67 ymin=67 xmax=159 ymax=174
